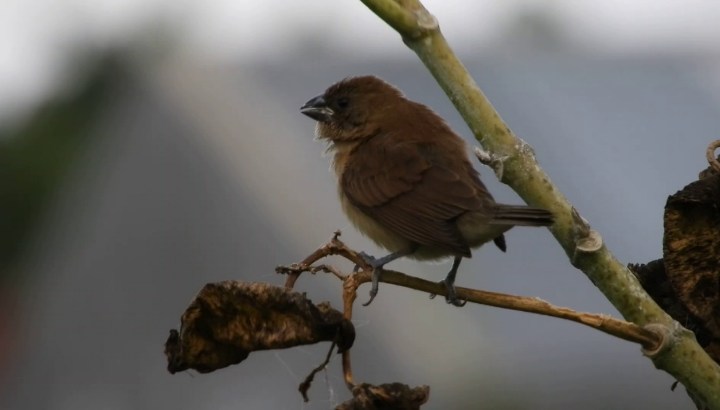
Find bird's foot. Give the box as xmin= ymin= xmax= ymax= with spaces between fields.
xmin=352 ymin=251 xmax=375 ymax=272
xmin=354 ymin=251 xmax=385 ymax=307
xmin=429 ymin=280 xmax=467 ymax=307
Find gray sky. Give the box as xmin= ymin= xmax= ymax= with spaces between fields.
xmin=2 ymin=0 xmax=720 ymax=125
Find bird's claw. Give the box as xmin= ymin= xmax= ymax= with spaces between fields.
xmin=445 ymin=285 xmax=467 ymax=307
xmin=353 ymin=251 xmax=377 ymax=272
xmin=362 ymin=268 xmax=381 ymax=306
xmin=359 ymin=251 xmax=379 ymax=267
xmin=356 ymin=251 xmax=383 ymax=306
xmin=429 ymin=280 xmax=467 ymax=307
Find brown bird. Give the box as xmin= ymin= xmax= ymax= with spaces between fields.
xmin=300 ymin=76 xmax=554 ymax=306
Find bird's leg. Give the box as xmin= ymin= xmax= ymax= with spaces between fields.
xmin=356 ymin=247 xmax=416 ymax=307
xmin=429 ymin=256 xmax=467 ymax=307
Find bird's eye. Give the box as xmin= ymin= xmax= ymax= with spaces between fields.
xmin=337 ymin=97 xmax=349 ymax=108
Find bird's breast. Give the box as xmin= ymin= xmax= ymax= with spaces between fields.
xmin=331 ymin=147 xmax=415 ymax=256
xmin=331 ymin=150 xmax=470 ymax=262
xmin=337 ymin=186 xmax=413 ymax=254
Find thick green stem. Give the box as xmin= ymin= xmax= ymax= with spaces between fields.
xmin=358 ymin=0 xmax=720 ymax=407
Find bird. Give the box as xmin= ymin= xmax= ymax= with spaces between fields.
xmin=300 ymin=75 xmax=554 ymax=307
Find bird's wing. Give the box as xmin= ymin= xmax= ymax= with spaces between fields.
xmin=341 ymin=138 xmax=485 ymax=257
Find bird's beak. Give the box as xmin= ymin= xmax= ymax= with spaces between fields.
xmin=300 ymin=95 xmax=334 ymax=123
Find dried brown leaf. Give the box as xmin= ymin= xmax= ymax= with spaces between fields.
xmin=164 ymin=281 xmax=355 ymax=374
xmin=335 ymin=383 xmax=430 ymax=410
xmin=664 ymin=174 xmax=720 ymax=342
xmin=630 ymin=172 xmax=720 ymax=410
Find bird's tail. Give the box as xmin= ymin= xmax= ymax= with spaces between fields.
xmin=490 ymin=204 xmax=555 ymax=226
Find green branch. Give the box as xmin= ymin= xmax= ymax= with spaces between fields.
xmin=358 ymin=0 xmax=720 ymax=407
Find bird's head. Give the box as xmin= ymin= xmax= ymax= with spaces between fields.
xmin=300 ymin=75 xmax=405 ymax=143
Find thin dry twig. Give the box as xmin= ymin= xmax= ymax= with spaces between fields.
xmin=278 ymin=232 xmax=663 ymax=351
xmin=299 ymin=342 xmax=336 ymax=402
xmin=278 ymin=231 xmax=370 ymax=288
xmin=339 ymin=268 xmax=365 ymax=389
xmin=278 ymin=231 xmax=363 ymax=391
xmin=311 ymin=264 xmax=347 ymax=280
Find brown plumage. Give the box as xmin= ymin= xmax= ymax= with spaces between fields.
xmin=300 ymin=75 xmax=554 ymax=306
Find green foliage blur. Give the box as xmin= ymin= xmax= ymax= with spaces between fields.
xmin=0 ymin=60 xmax=117 ymax=283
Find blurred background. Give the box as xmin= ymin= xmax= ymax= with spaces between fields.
xmin=2 ymin=0 xmax=720 ymax=409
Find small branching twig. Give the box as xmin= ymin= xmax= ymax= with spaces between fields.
xmin=311 ymin=264 xmax=348 ymax=280
xmin=278 ymin=233 xmax=663 ymax=352
xmin=281 ymin=231 xmax=368 ymax=288
xmin=277 ymin=231 xmax=365 ymax=390
xmin=299 ymin=342 xmax=336 ymax=402
xmin=340 ymin=272 xmax=360 ymax=390
xmin=277 ymin=232 xmax=668 ymax=404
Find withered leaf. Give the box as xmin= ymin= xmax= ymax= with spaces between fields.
xmin=630 ymin=171 xmax=720 ymax=410
xmin=165 ymin=281 xmax=355 ymax=374
xmin=663 ymin=174 xmax=720 ymax=342
xmin=335 ymin=383 xmax=430 ymax=410
xmin=628 ymin=260 xmax=715 ymax=349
